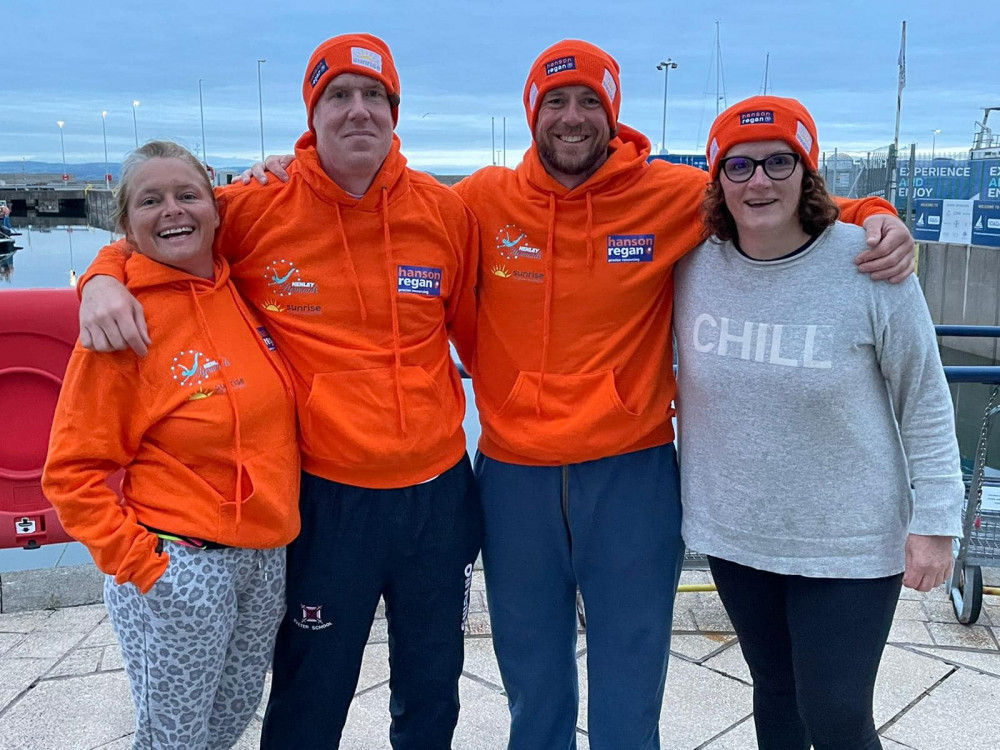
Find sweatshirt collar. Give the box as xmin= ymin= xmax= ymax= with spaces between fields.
xmin=291 ymin=131 xmax=408 ymax=210
xmin=124 ymin=252 xmax=230 ymax=293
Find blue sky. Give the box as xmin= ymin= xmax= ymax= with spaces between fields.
xmin=2 ymin=0 xmax=993 ymax=171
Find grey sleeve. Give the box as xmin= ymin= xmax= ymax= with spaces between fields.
xmin=876 ymin=277 xmax=964 ymax=537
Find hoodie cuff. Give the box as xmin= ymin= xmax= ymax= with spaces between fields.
xmin=113 ymin=533 xmax=169 ymax=594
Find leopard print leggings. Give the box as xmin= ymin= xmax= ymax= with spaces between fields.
xmin=104 ymin=543 xmax=285 ymax=749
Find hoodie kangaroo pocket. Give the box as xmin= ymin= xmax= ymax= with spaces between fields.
xmin=489 ymin=370 xmax=640 ymax=462
xmin=302 ymin=366 xmax=451 ymax=470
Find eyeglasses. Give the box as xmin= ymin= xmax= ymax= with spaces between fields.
xmin=718 ymin=152 xmax=801 ymax=183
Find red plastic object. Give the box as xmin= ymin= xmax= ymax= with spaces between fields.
xmin=0 ymin=289 xmax=81 ymax=549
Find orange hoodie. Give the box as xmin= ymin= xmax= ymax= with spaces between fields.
xmin=44 ymin=254 xmax=300 ymax=593
xmin=454 ymin=124 xmax=896 ymax=466
xmin=81 ymin=134 xmax=479 ymax=489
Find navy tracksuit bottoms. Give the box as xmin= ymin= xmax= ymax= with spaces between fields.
xmin=477 ymin=443 xmax=684 ymax=750
xmin=260 ymin=455 xmax=483 ymax=749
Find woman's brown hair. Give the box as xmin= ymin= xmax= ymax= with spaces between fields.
xmin=701 ymin=168 xmax=840 ymax=243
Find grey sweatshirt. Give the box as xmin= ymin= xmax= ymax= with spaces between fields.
xmin=673 ymin=222 xmax=963 ymax=578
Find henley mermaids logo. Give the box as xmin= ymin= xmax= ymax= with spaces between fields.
xmin=308 ymin=58 xmax=329 ymax=88
xmin=606 ymin=234 xmax=654 ymax=263
xmin=495 ymin=223 xmax=541 ymax=260
xmin=264 ymin=259 xmax=318 ymax=297
xmin=397 ymin=265 xmax=442 ymax=297
xmin=294 ymin=604 xmax=332 ymax=631
xmin=740 ymin=110 xmax=775 ymax=126
xmin=545 ymin=56 xmax=576 ymax=75
xmin=170 ymin=350 xmax=221 ymax=387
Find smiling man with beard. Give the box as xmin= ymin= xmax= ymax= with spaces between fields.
xmin=452 ymin=39 xmax=916 ymax=749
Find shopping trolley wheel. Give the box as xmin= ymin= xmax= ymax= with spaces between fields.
xmin=952 ymin=564 xmax=984 ymax=625
xmin=576 ymin=589 xmax=587 ymax=631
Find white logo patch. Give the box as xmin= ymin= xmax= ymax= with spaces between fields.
xmin=601 ymin=68 xmax=617 ymax=103
xmin=351 ymin=47 xmax=383 ymax=74
xmin=795 ymin=120 xmax=813 ymax=155
xmin=709 ymin=138 xmax=720 ymax=166
xmin=529 ymin=82 xmax=539 ymax=112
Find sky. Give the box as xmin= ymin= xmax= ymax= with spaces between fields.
xmin=2 ymin=0 xmax=994 ymax=172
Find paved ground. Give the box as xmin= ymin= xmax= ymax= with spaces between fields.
xmin=1 ymin=568 xmax=999 ymax=750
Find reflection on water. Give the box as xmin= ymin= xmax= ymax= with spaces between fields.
xmin=0 ymin=219 xmax=119 ymax=289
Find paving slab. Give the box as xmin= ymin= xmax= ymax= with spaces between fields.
xmin=873 ymin=645 xmax=954 ymax=727
xmin=0 ymin=610 xmax=52 ymax=634
xmin=41 ymin=603 xmax=107 ymax=632
xmin=887 ymin=619 xmax=936 ymax=646
xmin=909 ymin=645 xmax=1000 ymax=677
xmin=357 ymin=643 xmax=390 ymax=693
xmin=233 ymin=717 xmax=262 ymax=749
xmin=45 ymin=646 xmax=102 ymax=678
xmin=0 ymin=633 xmax=23 ymax=657
xmin=702 ymin=642 xmax=752 ymax=684
xmin=80 ymin=619 xmax=118 ymax=648
xmin=669 ymin=633 xmax=736 ymax=663
xmin=700 ymin=716 xmax=758 ymax=749
xmin=462 ymin=636 xmax=504 ymax=689
xmin=100 ymin=644 xmax=124 ymax=672
xmin=0 ymin=656 xmax=58 ymax=692
xmin=0 ymin=670 xmax=133 ymax=749
xmin=884 ymin=668 xmax=1000 ymax=749
xmin=578 ymin=653 xmax=752 ymax=749
xmin=4 ymin=629 xmax=84 ymax=659
xmin=894 ymin=599 xmax=930 ymax=621
xmin=926 ymin=622 xmax=997 ymax=649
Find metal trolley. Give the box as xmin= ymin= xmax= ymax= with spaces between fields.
xmin=937 ymin=325 xmax=1000 ymax=624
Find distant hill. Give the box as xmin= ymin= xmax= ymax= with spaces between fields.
xmin=0 ymin=159 xmax=255 ymax=182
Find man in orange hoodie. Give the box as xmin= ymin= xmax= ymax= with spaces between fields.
xmin=76 ymin=34 xmax=482 ymax=750
xmin=449 ymin=41 xmax=915 ymax=749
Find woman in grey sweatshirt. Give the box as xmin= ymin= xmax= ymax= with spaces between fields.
xmin=673 ymin=96 xmax=962 ymax=750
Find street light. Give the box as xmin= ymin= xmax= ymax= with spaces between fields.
xmin=656 ymin=59 xmax=678 ymax=155
xmin=56 ymin=120 xmax=67 ymax=182
xmin=931 ymin=129 xmax=941 ymax=159
xmin=199 ymin=79 xmax=208 ymax=171
xmin=101 ymin=111 xmax=111 ymax=188
xmin=132 ymin=100 xmax=141 ymax=147
xmin=257 ymin=59 xmax=267 ymax=163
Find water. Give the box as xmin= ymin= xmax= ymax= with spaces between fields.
xmin=1 ymin=219 xmax=117 ymax=290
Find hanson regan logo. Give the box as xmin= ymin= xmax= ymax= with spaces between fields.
xmin=397 ymin=265 xmax=442 ymax=297
xmin=739 ymin=110 xmax=774 ymax=126
xmin=545 ymin=56 xmax=576 ymax=76
xmin=606 ymin=234 xmax=654 ymax=263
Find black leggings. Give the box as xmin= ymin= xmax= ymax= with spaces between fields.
xmin=708 ymin=556 xmax=903 ymax=750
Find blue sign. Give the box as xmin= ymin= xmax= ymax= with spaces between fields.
xmin=913 ymin=200 xmax=943 ymax=242
xmin=897 ymin=159 xmax=1000 ymax=202
xmin=972 ymin=202 xmax=1000 ymax=247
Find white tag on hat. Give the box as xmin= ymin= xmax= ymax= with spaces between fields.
xmin=351 ymin=47 xmax=383 ymax=74
xmin=796 ymin=120 xmax=813 ymax=154
xmin=709 ymin=138 xmax=719 ymax=165
xmin=529 ymin=82 xmax=539 ymax=111
xmin=602 ymin=69 xmax=617 ymax=102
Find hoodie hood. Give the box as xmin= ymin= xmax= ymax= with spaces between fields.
xmin=125 ymin=252 xmax=231 ymax=294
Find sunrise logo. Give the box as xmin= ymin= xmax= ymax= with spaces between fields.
xmin=491 ymin=264 xmax=512 ymax=279
xmin=261 ymin=299 xmax=284 ymax=312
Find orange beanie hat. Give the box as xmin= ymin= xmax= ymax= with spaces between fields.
xmin=707 ymin=95 xmax=819 ymax=179
xmin=302 ymin=33 xmax=401 ymax=127
xmin=523 ymin=40 xmax=622 ymax=134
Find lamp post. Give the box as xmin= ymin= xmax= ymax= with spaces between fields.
xmin=57 ymin=120 xmax=67 ymax=182
xmin=656 ymin=59 xmax=678 ymax=155
xmin=199 ymin=79 xmax=208 ymax=171
xmin=931 ymin=128 xmax=941 ymax=159
xmin=101 ymin=111 xmax=111 ymax=188
xmin=257 ymin=59 xmax=267 ymax=163
xmin=131 ymin=100 xmax=141 ymax=147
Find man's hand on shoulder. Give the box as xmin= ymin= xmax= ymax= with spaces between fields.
xmin=854 ymin=214 xmax=915 ymax=283
xmin=80 ymin=276 xmax=151 ymax=356
xmin=238 ymin=154 xmax=295 ymax=185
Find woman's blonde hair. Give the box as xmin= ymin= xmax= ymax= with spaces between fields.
xmin=113 ymin=141 xmax=215 ymax=234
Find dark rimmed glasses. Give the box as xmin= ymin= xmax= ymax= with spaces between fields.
xmin=718 ymin=152 xmax=800 ymax=183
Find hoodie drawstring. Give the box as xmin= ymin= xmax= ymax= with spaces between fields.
xmin=585 ymin=191 xmax=595 ymax=269
xmin=334 ymin=202 xmax=369 ymax=321
xmin=380 ymin=186 xmax=407 ymax=432
xmin=189 ymin=284 xmax=245 ymax=528
xmin=536 ymin=193 xmax=557 ymax=416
